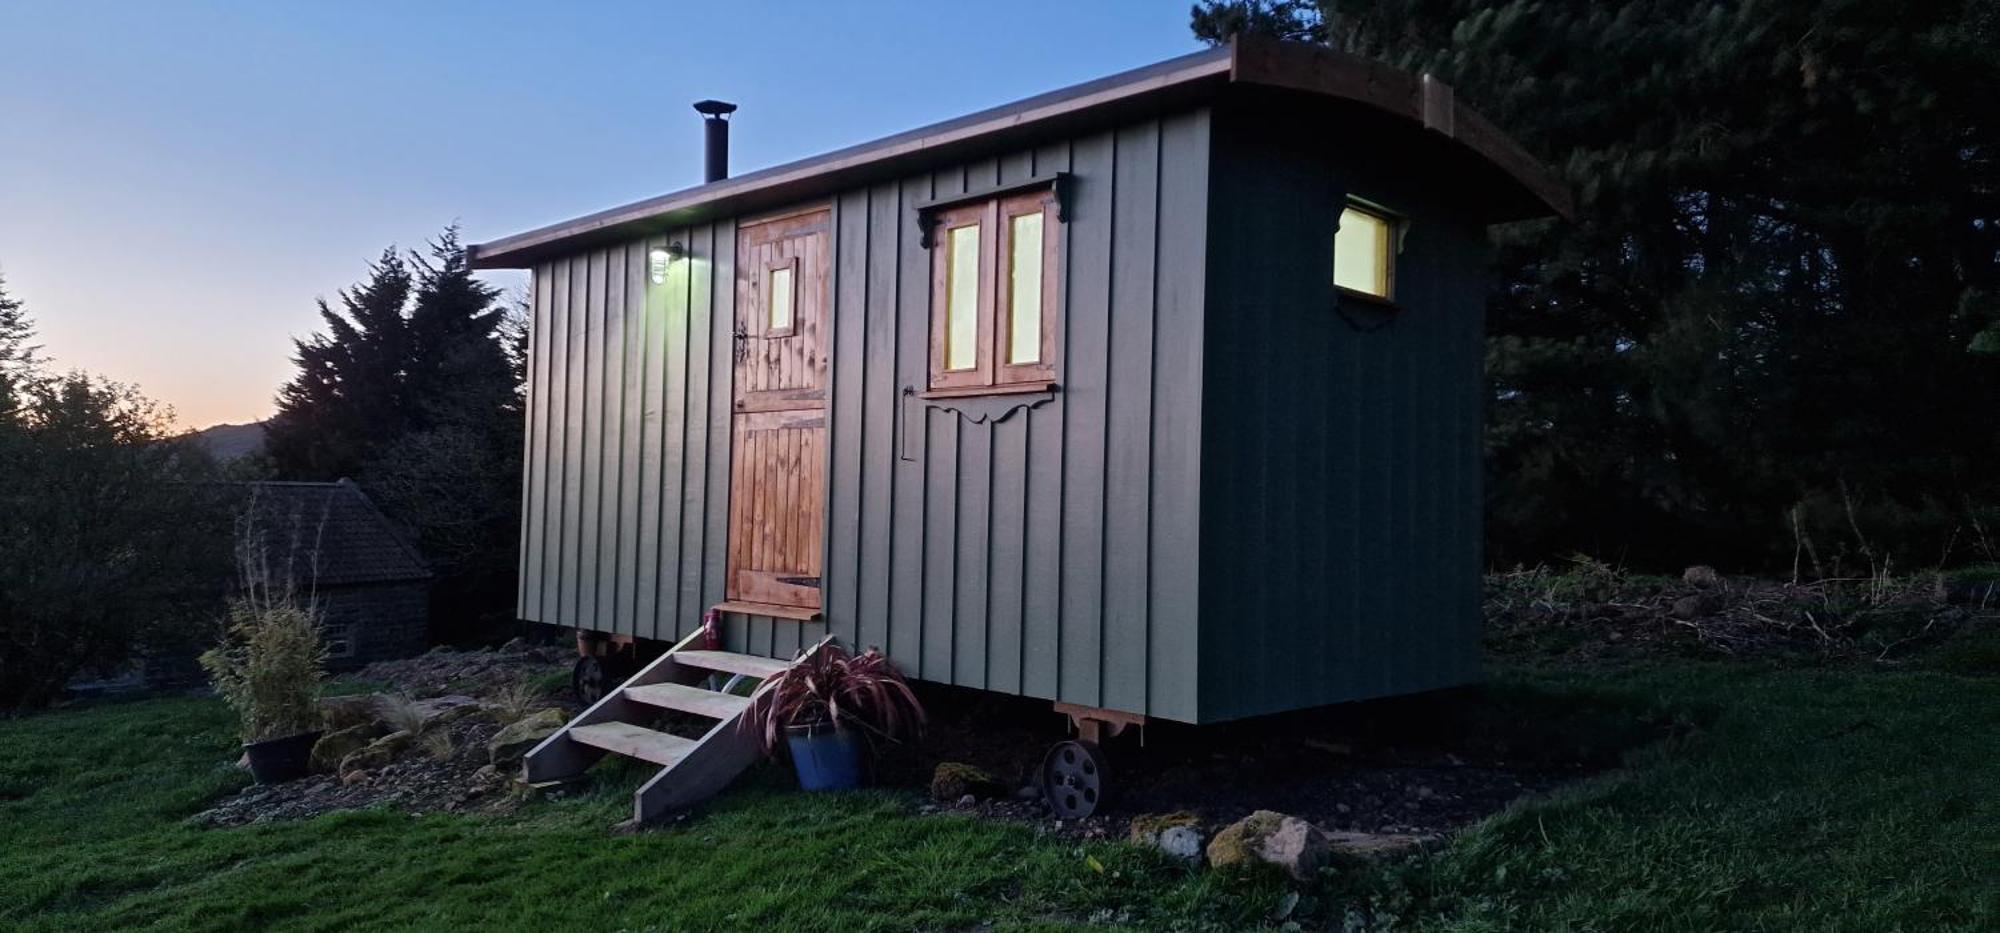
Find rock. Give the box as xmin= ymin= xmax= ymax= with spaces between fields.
xmin=929 ymin=762 xmax=1006 ymax=802
xmin=411 ymin=695 xmax=483 ymax=728
xmin=1682 ymin=565 xmax=1722 ymax=587
xmin=310 ymin=721 xmax=389 ymax=774
xmin=317 ymin=694 xmax=385 ymax=732
xmin=487 ymin=708 xmax=570 ymax=766
xmin=1157 ymin=826 xmax=1205 ymax=861
xmin=338 ymin=730 xmax=414 ymax=779
xmin=1130 ymin=812 xmax=1207 ymax=862
xmin=1323 ymin=830 xmax=1431 ymax=860
xmin=1206 ymin=810 xmax=1330 ymax=881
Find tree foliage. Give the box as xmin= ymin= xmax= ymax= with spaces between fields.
xmin=1194 ymin=0 xmax=2000 ymax=571
xmin=0 ymin=366 xmax=232 ymax=710
xmin=266 ymin=227 xmax=523 ymax=641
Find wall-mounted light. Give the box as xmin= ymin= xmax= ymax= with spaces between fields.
xmin=647 ymin=242 xmax=686 ymax=284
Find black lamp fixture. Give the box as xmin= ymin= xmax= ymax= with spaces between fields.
xmin=648 ymin=241 xmax=687 ymax=284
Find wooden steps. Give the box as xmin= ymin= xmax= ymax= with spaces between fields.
xmin=519 ymin=633 xmax=830 ymax=825
xmin=624 ymin=682 xmax=752 ymax=719
xmin=569 ymin=722 xmax=699 ymax=765
xmin=672 ymin=650 xmax=791 ymax=680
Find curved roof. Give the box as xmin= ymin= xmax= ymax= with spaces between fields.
xmin=470 ymin=37 xmax=1569 ymax=269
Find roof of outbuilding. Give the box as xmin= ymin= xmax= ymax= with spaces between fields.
xmin=469 ymin=37 xmax=1571 ymax=270
xmin=238 ymin=480 xmax=430 ymax=587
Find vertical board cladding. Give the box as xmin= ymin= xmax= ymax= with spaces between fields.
xmin=1196 ymin=107 xmax=1488 ymax=722
xmin=518 ymin=221 xmax=746 ymax=644
xmin=830 ymin=111 xmax=1209 ymax=722
xmin=517 ymin=110 xmax=1209 ymax=721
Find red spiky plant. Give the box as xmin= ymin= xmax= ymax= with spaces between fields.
xmin=741 ymin=643 xmax=925 ymax=755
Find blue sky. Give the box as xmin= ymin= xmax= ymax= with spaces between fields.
xmin=0 ymin=1 xmax=1200 ymax=428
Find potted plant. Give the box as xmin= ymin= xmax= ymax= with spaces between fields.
xmin=743 ymin=643 xmax=924 ymax=791
xmin=199 ymin=594 xmax=328 ymax=784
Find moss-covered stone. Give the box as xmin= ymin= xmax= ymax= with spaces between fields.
xmin=337 ymin=729 xmax=414 ymax=779
xmin=486 ymin=708 xmax=569 ymax=766
xmin=1127 ymin=810 xmax=1201 ymax=844
xmin=929 ymin=762 xmax=1005 ymax=802
xmin=1205 ymin=810 xmax=1328 ymax=881
xmin=309 ymin=721 xmax=388 ymax=774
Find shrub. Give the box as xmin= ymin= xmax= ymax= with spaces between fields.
xmin=199 ymin=597 xmax=327 ymax=742
xmin=0 ymin=373 xmax=231 ymax=710
xmin=742 ymin=644 xmax=925 ymax=754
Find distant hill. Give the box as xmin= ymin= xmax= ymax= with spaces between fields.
xmin=193 ymin=421 xmax=267 ymax=462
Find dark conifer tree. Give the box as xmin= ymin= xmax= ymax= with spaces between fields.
xmin=1192 ymin=0 xmax=2000 ymax=570
xmin=265 ymin=248 xmax=414 ymax=479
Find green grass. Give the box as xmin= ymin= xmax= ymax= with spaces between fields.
xmin=2 ymin=664 xmax=1994 ymax=931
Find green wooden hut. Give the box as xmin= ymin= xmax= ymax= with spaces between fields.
xmin=471 ymin=37 xmax=1569 ymax=822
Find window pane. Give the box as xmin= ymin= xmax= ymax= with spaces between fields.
xmin=1334 ymin=206 xmax=1391 ymax=297
xmin=1007 ymin=212 xmax=1043 ymax=365
xmin=768 ymin=265 xmax=794 ymax=331
xmin=946 ymin=224 xmax=979 ymax=370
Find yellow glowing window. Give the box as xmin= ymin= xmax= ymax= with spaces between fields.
xmin=1006 ymin=213 xmax=1043 ymax=364
xmin=928 ymin=190 xmax=1058 ymax=392
xmin=767 ymin=264 xmax=795 ymax=333
xmin=1334 ymin=204 xmax=1394 ymax=299
xmin=945 ymin=225 xmax=980 ymax=370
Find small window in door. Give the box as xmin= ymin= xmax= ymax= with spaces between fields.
xmin=928 ymin=190 xmax=1058 ymax=392
xmin=766 ymin=260 xmax=798 ymax=336
xmin=1334 ymin=202 xmax=1397 ymax=301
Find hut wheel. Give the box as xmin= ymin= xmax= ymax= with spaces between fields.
xmin=1039 ymin=740 xmax=1110 ymax=819
xmin=571 ymin=655 xmax=608 ymax=705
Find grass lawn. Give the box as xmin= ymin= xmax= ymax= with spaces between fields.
xmin=1 ymin=663 xmax=1993 ymax=931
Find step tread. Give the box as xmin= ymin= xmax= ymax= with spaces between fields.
xmin=622 ymin=682 xmax=753 ymax=719
xmin=672 ymin=650 xmax=791 ymax=680
xmin=568 ymin=722 xmax=700 ymax=766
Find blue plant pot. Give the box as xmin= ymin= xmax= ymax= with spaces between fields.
xmin=786 ymin=722 xmax=862 ymax=791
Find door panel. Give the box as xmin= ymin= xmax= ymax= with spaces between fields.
xmin=727 ymin=208 xmax=830 ymax=610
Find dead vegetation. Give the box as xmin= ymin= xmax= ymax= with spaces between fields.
xmin=1485 ymin=555 xmax=1999 ymax=667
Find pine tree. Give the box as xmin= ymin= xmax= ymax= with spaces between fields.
xmin=264 ymin=247 xmax=414 ymax=479
xmin=0 ymin=271 xmax=42 ymax=418
xmin=1192 ymin=0 xmax=2000 ymax=569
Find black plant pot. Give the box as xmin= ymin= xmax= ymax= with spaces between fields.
xmin=244 ymin=730 xmax=322 ymax=784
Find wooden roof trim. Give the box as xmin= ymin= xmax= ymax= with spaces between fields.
xmin=470 ymin=40 xmax=1569 ymax=269
xmin=1226 ymin=36 xmax=1574 ymax=222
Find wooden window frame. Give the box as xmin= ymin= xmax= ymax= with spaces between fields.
xmin=764 ymin=257 xmax=800 ymax=337
xmin=928 ymin=191 xmax=1059 ymax=393
xmin=1333 ymin=199 xmax=1402 ymax=306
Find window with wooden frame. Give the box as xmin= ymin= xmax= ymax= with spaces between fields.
xmin=927 ymin=189 xmax=1059 ymax=394
xmin=765 ymin=257 xmax=799 ymax=337
xmin=1334 ymin=200 xmax=1399 ymax=302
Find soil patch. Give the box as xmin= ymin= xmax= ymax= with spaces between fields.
xmin=190 ymin=642 xmax=574 ymax=827
xmin=875 ymin=680 xmax=1681 ymax=844
xmin=338 ymin=638 xmax=573 ymax=697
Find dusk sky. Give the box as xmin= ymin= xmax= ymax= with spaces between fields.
xmin=0 ymin=1 xmax=1199 ymax=429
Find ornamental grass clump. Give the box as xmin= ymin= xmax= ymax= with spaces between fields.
xmin=742 ymin=644 xmax=925 ymax=754
xmin=197 ymin=495 xmax=328 ymax=743
xmin=199 ymin=596 xmax=327 ymax=742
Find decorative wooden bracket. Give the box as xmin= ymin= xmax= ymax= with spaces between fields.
xmin=914 ymin=172 xmax=1074 ymax=248
xmin=898 ymin=383 xmax=1059 ymax=461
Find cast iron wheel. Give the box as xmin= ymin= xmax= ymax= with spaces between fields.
xmin=1040 ymin=740 xmax=1110 ymax=819
xmin=571 ymin=655 xmax=608 ymax=705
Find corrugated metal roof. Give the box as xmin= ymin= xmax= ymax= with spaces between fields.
xmin=469 ymin=37 xmax=1570 ymax=269
xmin=238 ymin=480 xmax=430 ymax=587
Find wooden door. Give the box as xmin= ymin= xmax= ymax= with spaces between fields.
xmin=726 ymin=208 xmax=830 ymax=611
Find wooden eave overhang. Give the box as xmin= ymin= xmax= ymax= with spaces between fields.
xmin=469 ymin=37 xmax=1571 ymax=270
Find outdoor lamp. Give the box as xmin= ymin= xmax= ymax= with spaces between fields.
xmin=648 ymin=242 xmax=686 ymax=284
